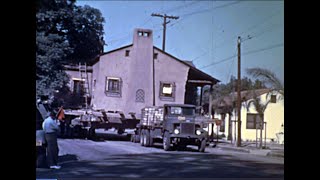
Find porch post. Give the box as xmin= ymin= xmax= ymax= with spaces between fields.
xmin=228 ymin=113 xmax=232 ymax=140
xmin=208 ymin=85 xmax=213 ymax=118
xmin=199 ymin=86 xmax=203 ymax=108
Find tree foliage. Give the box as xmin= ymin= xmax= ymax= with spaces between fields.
xmin=202 ymin=76 xmax=267 ymax=115
xmin=207 ymin=75 xmax=267 ymax=101
xmin=36 ymin=0 xmax=105 ymax=97
xmin=246 ymin=67 xmax=284 ymax=97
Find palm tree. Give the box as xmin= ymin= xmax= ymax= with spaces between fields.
xmin=246 ymin=91 xmax=270 ymax=149
xmin=246 ymin=68 xmax=284 ymax=98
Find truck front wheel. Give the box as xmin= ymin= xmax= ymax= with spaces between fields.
xmin=163 ymin=131 xmax=171 ymax=151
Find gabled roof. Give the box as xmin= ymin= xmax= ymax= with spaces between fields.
xmin=91 ymin=44 xmax=133 ymax=65
xmin=91 ymin=44 xmax=219 ymax=84
xmin=182 ymin=60 xmax=195 ymax=67
xmin=100 ymin=44 xmax=133 ymax=56
xmin=154 ymin=46 xmax=219 ymax=84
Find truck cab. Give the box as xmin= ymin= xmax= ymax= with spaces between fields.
xmin=162 ymin=104 xmax=208 ymax=152
xmin=137 ymin=104 xmax=208 ymax=152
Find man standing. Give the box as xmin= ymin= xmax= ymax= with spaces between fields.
xmin=42 ymin=111 xmax=61 ymax=169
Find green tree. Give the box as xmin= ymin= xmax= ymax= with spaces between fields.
xmin=36 ymin=32 xmax=71 ymax=96
xmin=36 ymin=0 xmax=105 ymax=97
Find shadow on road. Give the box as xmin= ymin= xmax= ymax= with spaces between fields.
xmin=37 ymin=152 xmax=284 ymax=179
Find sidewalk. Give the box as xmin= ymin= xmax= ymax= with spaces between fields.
xmin=211 ymin=139 xmax=284 ymax=158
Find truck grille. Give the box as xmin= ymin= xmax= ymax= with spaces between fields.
xmin=180 ymin=123 xmax=195 ymax=135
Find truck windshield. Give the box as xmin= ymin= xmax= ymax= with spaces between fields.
xmin=168 ymin=107 xmax=195 ymax=116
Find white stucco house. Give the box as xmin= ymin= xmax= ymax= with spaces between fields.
xmin=64 ymin=28 xmax=220 ymax=119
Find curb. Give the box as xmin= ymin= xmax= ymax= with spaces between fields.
xmin=218 ymin=146 xmax=250 ymax=153
xmin=267 ymin=151 xmax=284 ymax=158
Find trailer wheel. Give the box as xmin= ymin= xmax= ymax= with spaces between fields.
xmin=88 ymin=127 xmax=96 ymax=140
xmin=163 ymin=131 xmax=171 ymax=151
xmin=198 ymin=139 xmax=206 ymax=152
xmin=140 ymin=130 xmax=145 ymax=146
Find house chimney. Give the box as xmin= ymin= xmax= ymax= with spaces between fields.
xmin=126 ymin=28 xmax=154 ymax=112
xmin=133 ymin=28 xmax=153 ymax=48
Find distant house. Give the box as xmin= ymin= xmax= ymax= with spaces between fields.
xmin=65 ymin=28 xmax=219 ymax=118
xmin=213 ymin=89 xmax=284 ymax=144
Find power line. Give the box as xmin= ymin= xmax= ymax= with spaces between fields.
xmin=163 ymin=1 xmax=202 ymax=14
xmin=242 ymin=42 xmax=283 ymax=56
xmin=190 ymin=8 xmax=283 ymax=60
xmin=168 ymin=1 xmax=241 ymax=29
xmin=249 ymin=23 xmax=282 ymax=40
xmin=190 ymin=17 xmax=282 ymax=65
xmin=181 ymin=1 xmax=241 ymax=18
xmin=226 ymin=47 xmax=238 ymax=82
xmin=240 ymin=9 xmax=283 ymax=37
xmin=199 ymin=42 xmax=284 ymax=70
xmin=199 ymin=54 xmax=237 ymax=69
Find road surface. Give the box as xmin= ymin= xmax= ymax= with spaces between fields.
xmin=36 ymin=136 xmax=284 ymax=179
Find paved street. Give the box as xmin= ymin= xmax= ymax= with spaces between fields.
xmin=36 ymin=135 xmax=283 ymax=179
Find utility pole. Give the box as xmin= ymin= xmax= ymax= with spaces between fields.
xmin=151 ymin=13 xmax=179 ymax=51
xmin=237 ymin=36 xmax=242 ymax=147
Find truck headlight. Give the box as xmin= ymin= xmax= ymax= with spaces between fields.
xmin=174 ymin=129 xmax=180 ymax=134
xmin=196 ymin=129 xmax=202 ymax=135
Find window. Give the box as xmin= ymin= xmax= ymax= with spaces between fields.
xmin=160 ymin=82 xmax=175 ymax=101
xmin=136 ymin=89 xmax=145 ymax=102
xmin=143 ymin=32 xmax=149 ymax=37
xmin=73 ymin=79 xmax=84 ymax=95
xmin=167 ymin=107 xmax=195 ymax=116
xmin=270 ymin=95 xmax=277 ymax=103
xmin=105 ymin=77 xmax=122 ymax=97
xmin=138 ymin=31 xmax=150 ymax=37
xmin=246 ymin=113 xmax=264 ymax=129
xmin=125 ymin=50 xmax=130 ymax=57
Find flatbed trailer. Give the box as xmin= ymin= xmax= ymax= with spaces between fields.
xmin=64 ymin=109 xmax=140 ymax=139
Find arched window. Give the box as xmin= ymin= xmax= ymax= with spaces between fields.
xmin=136 ymin=89 xmax=145 ymax=102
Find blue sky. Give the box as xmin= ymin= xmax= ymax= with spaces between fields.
xmin=76 ymin=0 xmax=284 ymax=84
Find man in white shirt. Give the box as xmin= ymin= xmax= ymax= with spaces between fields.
xmin=42 ymin=111 xmax=61 ymax=169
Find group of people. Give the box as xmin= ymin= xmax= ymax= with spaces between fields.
xmin=42 ymin=106 xmax=65 ymax=169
